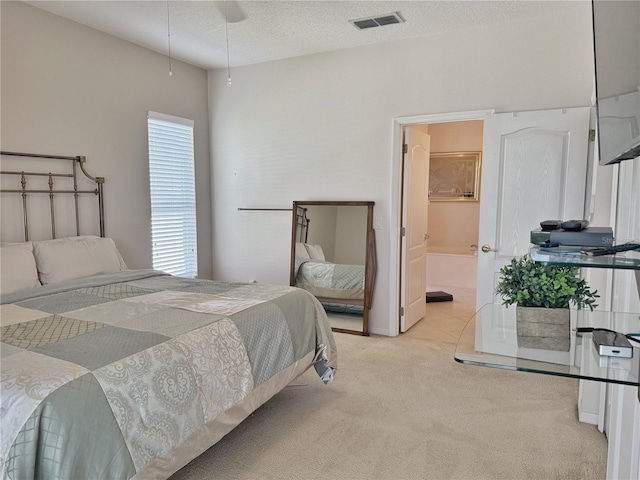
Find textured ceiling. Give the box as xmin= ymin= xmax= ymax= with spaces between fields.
xmin=25 ymin=1 xmax=584 ymax=70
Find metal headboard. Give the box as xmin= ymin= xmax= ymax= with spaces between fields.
xmin=295 ymin=206 xmax=310 ymax=243
xmin=0 ymin=151 xmax=105 ymax=241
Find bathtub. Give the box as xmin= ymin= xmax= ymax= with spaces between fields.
xmin=425 ymin=249 xmax=478 ymax=289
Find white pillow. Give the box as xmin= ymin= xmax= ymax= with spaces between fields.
xmin=295 ymin=242 xmax=310 ymax=259
xmin=305 ymin=243 xmax=325 ymax=261
xmin=33 ymin=235 xmax=127 ymax=285
xmin=0 ymin=242 xmax=41 ymax=295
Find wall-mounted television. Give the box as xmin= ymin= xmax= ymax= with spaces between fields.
xmin=592 ymin=0 xmax=640 ymax=165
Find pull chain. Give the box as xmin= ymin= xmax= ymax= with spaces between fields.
xmin=225 ymin=0 xmax=232 ymax=85
xmin=167 ymin=0 xmax=173 ymax=76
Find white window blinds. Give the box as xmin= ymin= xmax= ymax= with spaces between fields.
xmin=147 ymin=111 xmax=198 ymax=278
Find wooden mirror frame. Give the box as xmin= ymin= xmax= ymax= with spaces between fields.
xmin=290 ymin=201 xmax=376 ymax=336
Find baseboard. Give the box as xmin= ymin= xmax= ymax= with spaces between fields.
xmin=578 ymin=411 xmax=600 ymax=425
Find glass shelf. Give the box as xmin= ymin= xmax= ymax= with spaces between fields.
xmin=529 ymin=245 xmax=640 ymax=270
xmin=454 ymin=304 xmax=640 ymax=387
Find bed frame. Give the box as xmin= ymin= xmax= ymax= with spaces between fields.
xmin=0 ymin=151 xmax=105 ymax=241
xmin=295 ymin=206 xmax=310 ymax=243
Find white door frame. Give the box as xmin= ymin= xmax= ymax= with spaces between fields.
xmin=389 ymin=109 xmax=494 ymax=336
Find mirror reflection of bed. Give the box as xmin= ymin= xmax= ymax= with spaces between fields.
xmin=290 ymin=201 xmax=376 ymax=336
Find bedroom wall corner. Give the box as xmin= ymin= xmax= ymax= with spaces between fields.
xmin=1 ymin=1 xmax=213 ymax=279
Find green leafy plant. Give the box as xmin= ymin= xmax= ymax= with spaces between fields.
xmin=495 ymin=255 xmax=599 ymax=311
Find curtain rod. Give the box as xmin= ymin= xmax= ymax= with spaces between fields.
xmin=237 ymin=208 xmax=292 ymax=211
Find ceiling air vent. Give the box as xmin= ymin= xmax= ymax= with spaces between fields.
xmin=350 ymin=12 xmax=405 ymax=30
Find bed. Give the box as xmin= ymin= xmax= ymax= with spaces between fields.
xmin=291 ymin=206 xmax=367 ymax=308
xmin=293 ymin=253 xmax=365 ymax=308
xmin=0 ymin=152 xmax=337 ymax=479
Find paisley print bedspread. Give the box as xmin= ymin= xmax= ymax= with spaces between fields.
xmin=0 ymin=270 xmax=336 ymax=479
xmin=294 ymin=258 xmax=365 ymax=300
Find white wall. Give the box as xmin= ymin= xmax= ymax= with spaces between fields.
xmin=334 ymin=207 xmax=367 ymax=265
xmin=305 ymin=206 xmax=338 ymax=261
xmin=301 ymin=205 xmax=367 ymax=265
xmin=208 ymin=4 xmax=595 ymax=335
xmin=1 ymin=2 xmax=213 ymax=278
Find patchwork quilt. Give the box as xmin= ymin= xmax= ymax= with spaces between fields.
xmin=0 ymin=270 xmax=336 ymax=479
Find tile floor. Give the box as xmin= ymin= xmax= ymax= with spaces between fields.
xmin=326 ymin=284 xmax=477 ymax=343
xmin=404 ymin=284 xmax=477 ymax=343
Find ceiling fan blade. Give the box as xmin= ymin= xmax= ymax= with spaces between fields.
xmin=217 ymin=1 xmax=248 ymax=24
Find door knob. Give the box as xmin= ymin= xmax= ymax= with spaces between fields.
xmin=424 ymin=234 xmax=430 ymax=240
xmin=481 ymin=244 xmax=498 ymax=253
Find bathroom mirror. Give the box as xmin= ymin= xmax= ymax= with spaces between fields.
xmin=290 ymin=201 xmax=376 ymax=336
xmin=428 ymin=151 xmax=481 ymax=201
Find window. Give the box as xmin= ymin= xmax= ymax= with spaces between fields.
xmin=147 ymin=111 xmax=197 ymax=277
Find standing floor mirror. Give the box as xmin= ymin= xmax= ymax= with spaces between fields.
xmin=290 ymin=201 xmax=376 ymax=335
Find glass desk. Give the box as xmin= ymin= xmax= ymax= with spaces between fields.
xmin=529 ymin=245 xmax=640 ymax=300
xmin=454 ymin=304 xmax=640 ymax=387
xmin=529 ymin=245 xmax=640 ymax=270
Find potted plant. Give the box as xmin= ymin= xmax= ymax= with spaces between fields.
xmin=495 ymin=255 xmax=599 ymax=351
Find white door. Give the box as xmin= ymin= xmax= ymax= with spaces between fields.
xmin=476 ymin=107 xmax=592 ymax=310
xmin=400 ymin=126 xmax=430 ymax=332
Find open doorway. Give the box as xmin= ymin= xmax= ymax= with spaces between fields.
xmin=394 ymin=107 xmax=592 ymax=337
xmin=399 ymin=119 xmax=483 ymax=334
xmin=420 ymin=120 xmax=483 ymax=339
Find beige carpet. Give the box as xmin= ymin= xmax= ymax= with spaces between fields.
xmin=170 ymin=332 xmax=607 ymax=480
